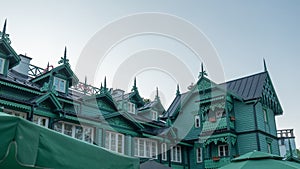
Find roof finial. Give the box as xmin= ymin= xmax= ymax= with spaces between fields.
xmin=132 ymin=77 xmax=138 ymax=91
xmin=64 ymin=46 xmax=67 ymax=62
xmin=104 ymin=76 xmax=107 ymax=89
xmin=176 ymin=84 xmax=180 ymax=96
xmin=134 ymin=77 xmax=137 ymax=88
xmin=2 ymin=19 xmax=7 ymax=39
xmin=58 ymin=46 xmax=69 ymax=65
xmin=263 ymin=58 xmax=268 ymax=72
xmin=84 ymin=76 xmax=87 ymax=85
xmin=199 ymin=62 xmax=207 ymax=78
xmin=155 ymin=87 xmax=160 ymax=100
xmin=100 ymin=83 xmax=103 ymax=89
xmin=46 ymin=62 xmax=50 ymax=71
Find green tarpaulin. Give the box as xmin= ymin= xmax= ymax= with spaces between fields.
xmin=220 ymin=150 xmax=300 ymax=169
xmin=0 ymin=113 xmax=139 ymax=169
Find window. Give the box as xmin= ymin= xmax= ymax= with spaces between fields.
xmin=4 ymin=109 xmax=27 ymax=119
xmin=218 ymin=145 xmax=229 ymax=157
xmin=152 ymin=111 xmax=158 ymax=121
xmin=171 ymin=145 xmax=182 ymax=162
xmin=195 ymin=115 xmax=200 ymax=128
xmin=196 ymin=148 xmax=202 ymax=163
xmin=33 ymin=115 xmax=49 ymax=127
xmin=267 ymin=143 xmax=272 ymax=153
xmin=0 ymin=58 xmax=5 ymax=74
xmin=105 ymin=131 xmax=124 ymax=154
xmin=161 ymin=143 xmax=167 ymax=161
xmin=127 ymin=102 xmax=136 ymax=114
xmin=54 ymin=77 xmax=66 ymax=93
xmin=134 ymin=138 xmax=157 ymax=159
xmin=53 ymin=121 xmax=94 ymax=143
xmin=263 ymin=109 xmax=268 ymax=123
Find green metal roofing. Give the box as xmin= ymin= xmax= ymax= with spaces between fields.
xmin=0 ymin=99 xmax=31 ymax=110
xmin=0 ymin=80 xmax=41 ymax=95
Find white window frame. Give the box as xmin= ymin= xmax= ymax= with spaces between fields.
xmin=171 ymin=145 xmax=182 ymax=162
xmin=196 ymin=148 xmax=202 ymax=163
xmin=105 ymin=131 xmax=125 ymax=154
xmin=33 ymin=115 xmax=49 ymax=128
xmin=218 ymin=144 xmax=229 ymax=157
xmin=195 ymin=115 xmax=200 ymax=128
xmin=134 ymin=138 xmax=158 ymax=159
xmin=0 ymin=58 xmax=5 ymax=74
xmin=152 ymin=111 xmax=158 ymax=121
xmin=4 ymin=109 xmax=27 ymax=119
xmin=267 ymin=143 xmax=272 ymax=153
xmin=161 ymin=143 xmax=167 ymax=161
xmin=53 ymin=77 xmax=67 ymax=93
xmin=127 ymin=102 xmax=136 ymax=114
xmin=53 ymin=121 xmax=94 ymax=143
xmin=263 ymin=109 xmax=268 ymax=123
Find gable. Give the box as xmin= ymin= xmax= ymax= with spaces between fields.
xmin=32 ymin=92 xmax=62 ymax=111
xmin=0 ymin=41 xmax=20 ymax=69
xmin=261 ymin=74 xmax=283 ymax=115
xmin=105 ymin=116 xmax=138 ymax=131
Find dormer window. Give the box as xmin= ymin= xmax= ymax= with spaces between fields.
xmin=0 ymin=58 xmax=5 ymax=74
xmin=151 ymin=111 xmax=158 ymax=121
xmin=128 ymin=102 xmax=136 ymax=114
xmin=54 ymin=77 xmax=66 ymax=93
xmin=195 ymin=115 xmax=201 ymax=128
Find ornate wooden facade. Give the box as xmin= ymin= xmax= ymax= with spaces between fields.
xmin=0 ymin=20 xmax=284 ymax=169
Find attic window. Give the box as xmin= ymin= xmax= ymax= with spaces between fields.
xmin=0 ymin=58 xmax=5 ymax=74
xmin=54 ymin=77 xmax=66 ymax=93
xmin=151 ymin=111 xmax=158 ymax=121
xmin=128 ymin=102 xmax=136 ymax=114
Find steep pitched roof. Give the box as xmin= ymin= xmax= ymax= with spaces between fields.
xmin=162 ymin=92 xmax=188 ymax=119
xmin=220 ymin=72 xmax=268 ymax=101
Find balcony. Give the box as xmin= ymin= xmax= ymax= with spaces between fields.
xmin=204 ymin=157 xmax=231 ymax=169
xmin=202 ymin=117 xmax=235 ymax=132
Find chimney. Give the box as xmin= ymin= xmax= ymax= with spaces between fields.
xmin=12 ymin=54 xmax=32 ymax=77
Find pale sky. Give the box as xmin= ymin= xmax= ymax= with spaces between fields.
xmin=1 ymin=1 xmax=300 ymax=147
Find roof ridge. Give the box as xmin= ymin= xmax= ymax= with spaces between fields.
xmin=219 ymin=71 xmax=267 ymax=85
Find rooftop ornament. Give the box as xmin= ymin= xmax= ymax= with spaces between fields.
xmin=58 ymin=47 xmax=69 ymax=65
xmin=0 ymin=19 xmax=11 ymax=44
xmin=198 ymin=63 xmax=208 ymax=78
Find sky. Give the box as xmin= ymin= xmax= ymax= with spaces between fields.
xmin=0 ymin=0 xmax=300 ymax=147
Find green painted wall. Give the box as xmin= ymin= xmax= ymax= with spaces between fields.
xmin=237 ymin=133 xmax=258 ymax=155
xmin=234 ymin=101 xmax=255 ymax=133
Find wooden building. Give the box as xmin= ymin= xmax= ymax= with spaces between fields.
xmin=0 ymin=20 xmax=284 ymax=169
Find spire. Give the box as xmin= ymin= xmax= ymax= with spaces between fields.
xmin=176 ymin=84 xmax=180 ymax=96
xmin=263 ymin=58 xmax=268 ymax=72
xmin=132 ymin=77 xmax=137 ymax=91
xmin=2 ymin=19 xmax=7 ymax=39
xmin=46 ymin=62 xmax=50 ymax=71
xmin=84 ymin=76 xmax=87 ymax=85
xmin=134 ymin=77 xmax=137 ymax=88
xmin=64 ymin=46 xmax=67 ymax=63
xmin=155 ymin=87 xmax=160 ymax=100
xmin=58 ymin=46 xmax=69 ymax=65
xmin=104 ymin=76 xmax=107 ymax=89
xmin=198 ymin=62 xmax=207 ymax=78
xmin=100 ymin=83 xmax=103 ymax=89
